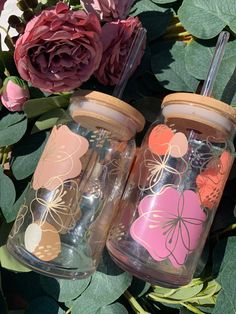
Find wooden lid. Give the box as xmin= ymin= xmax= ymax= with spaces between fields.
xmin=162 ymin=93 xmax=236 ymax=125
xmin=70 ymin=90 xmax=145 ymax=140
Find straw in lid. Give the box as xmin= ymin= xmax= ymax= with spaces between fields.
xmin=70 ymin=90 xmax=145 ymax=141
xmin=161 ymin=93 xmax=236 ymax=139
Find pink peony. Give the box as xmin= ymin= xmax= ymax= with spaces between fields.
xmin=14 ymin=2 xmax=103 ymax=93
xmin=1 ymin=76 xmax=30 ymax=112
xmin=80 ymin=0 xmax=134 ymax=21
xmin=95 ymin=17 xmax=146 ymax=86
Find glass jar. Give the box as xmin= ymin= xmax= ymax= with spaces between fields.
xmin=7 ymin=90 xmax=145 ymax=279
xmin=106 ymin=93 xmax=236 ymax=288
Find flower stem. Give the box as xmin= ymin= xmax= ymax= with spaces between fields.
xmin=124 ymin=290 xmax=150 ymax=314
xmin=180 ymin=302 xmax=204 ymax=314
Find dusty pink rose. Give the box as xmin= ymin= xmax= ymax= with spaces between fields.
xmin=14 ymin=2 xmax=103 ymax=93
xmin=95 ymin=17 xmax=146 ymax=86
xmin=0 ymin=0 xmax=6 ymax=13
xmin=1 ymin=76 xmax=30 ymax=112
xmin=80 ymin=0 xmax=134 ymax=21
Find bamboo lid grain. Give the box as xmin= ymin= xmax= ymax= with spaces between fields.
xmin=70 ymin=90 xmax=145 ymax=140
xmin=162 ymin=93 xmax=236 ymax=124
xmin=161 ymin=93 xmax=236 ymax=139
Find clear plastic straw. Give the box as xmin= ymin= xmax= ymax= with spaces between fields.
xmin=113 ymin=27 xmax=147 ymax=99
xmin=201 ymin=31 xmax=230 ymax=96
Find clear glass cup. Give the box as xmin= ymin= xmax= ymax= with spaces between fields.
xmin=106 ymin=93 xmax=236 ymax=288
xmin=7 ymin=90 xmax=145 ymax=279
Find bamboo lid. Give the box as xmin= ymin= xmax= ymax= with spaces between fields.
xmin=70 ymin=90 xmax=145 ymax=140
xmin=162 ymin=93 xmax=236 ymax=125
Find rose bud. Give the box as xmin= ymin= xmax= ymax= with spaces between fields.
xmin=1 ymin=76 xmax=30 ymax=112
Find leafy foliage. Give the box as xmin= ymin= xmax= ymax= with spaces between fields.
xmin=0 ymin=0 xmax=236 ymax=313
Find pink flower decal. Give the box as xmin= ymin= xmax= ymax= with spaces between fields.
xmin=130 ymin=187 xmax=206 ymax=268
xmin=32 ymin=125 xmax=89 ymax=191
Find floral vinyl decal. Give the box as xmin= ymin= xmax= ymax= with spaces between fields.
xmin=138 ymin=149 xmax=188 ymax=194
xmin=148 ymin=124 xmax=188 ymax=158
xmin=130 ymin=187 xmax=206 ymax=268
xmin=196 ymin=151 xmax=233 ymax=209
xmin=33 ymin=125 xmax=89 ymax=191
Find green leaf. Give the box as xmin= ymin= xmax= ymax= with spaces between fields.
xmin=23 ymin=94 xmax=71 ymax=118
xmin=0 ymin=167 xmax=16 ymax=215
xmin=72 ymin=253 xmax=132 ymax=314
xmin=152 ymin=0 xmax=177 ymax=3
xmin=32 ymin=108 xmax=70 ymax=133
xmin=130 ymin=0 xmax=168 ymax=15
xmin=185 ymin=39 xmax=236 ymax=104
xmin=11 ymin=131 xmax=49 ymax=180
xmin=40 ymin=275 xmax=91 ymax=302
xmin=138 ymin=10 xmax=173 ymax=42
xmin=96 ymin=302 xmax=129 ymax=314
xmin=178 ymin=0 xmax=236 ymax=39
xmin=168 ymin=284 xmax=204 ymax=300
xmin=185 ymin=39 xmax=215 ymax=80
xmin=72 ymin=271 xmax=131 ymax=314
xmin=0 ymin=51 xmax=18 ymax=79
xmin=212 ymin=237 xmax=236 ymax=313
xmin=25 ymin=296 xmax=64 ymax=314
xmin=151 ymin=41 xmax=199 ymax=91
xmin=0 ymin=245 xmax=30 ymax=272
xmin=0 ymin=112 xmax=27 ymax=147
xmin=5 ymin=183 xmax=29 ymax=223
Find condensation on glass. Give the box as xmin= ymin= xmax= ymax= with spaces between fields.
xmin=107 ymin=93 xmax=236 ymax=288
xmin=7 ymin=90 xmax=145 ymax=279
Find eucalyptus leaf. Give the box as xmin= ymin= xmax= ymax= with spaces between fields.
xmin=5 ymin=183 xmax=29 ymax=223
xmin=130 ymin=0 xmax=168 ymax=15
xmin=152 ymin=0 xmax=177 ymax=3
xmin=32 ymin=108 xmax=70 ymax=133
xmin=178 ymin=0 xmax=236 ymax=39
xmin=185 ymin=39 xmax=215 ymax=80
xmin=168 ymin=284 xmax=204 ymax=300
xmin=96 ymin=302 xmax=129 ymax=314
xmin=0 ymin=167 xmax=16 ymax=216
xmin=0 ymin=112 xmax=27 ymax=147
xmin=151 ymin=41 xmax=199 ymax=91
xmin=185 ymin=39 xmax=236 ymax=104
xmin=0 ymin=245 xmax=30 ymax=272
xmin=212 ymin=237 xmax=236 ymax=313
xmin=40 ymin=275 xmax=91 ymax=302
xmin=11 ymin=131 xmax=48 ymax=180
xmin=138 ymin=10 xmax=172 ymax=42
xmin=23 ymin=95 xmax=71 ymax=118
xmin=71 ymin=270 xmax=132 ymax=313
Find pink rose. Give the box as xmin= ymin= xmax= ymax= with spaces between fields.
xmin=14 ymin=2 xmax=103 ymax=93
xmin=0 ymin=0 xmax=7 ymax=13
xmin=80 ymin=0 xmax=134 ymax=21
xmin=95 ymin=17 xmax=146 ymax=86
xmin=1 ymin=76 xmax=30 ymax=112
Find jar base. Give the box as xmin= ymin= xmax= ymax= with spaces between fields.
xmin=7 ymin=241 xmax=95 ymax=280
xmin=107 ymin=242 xmax=192 ymax=288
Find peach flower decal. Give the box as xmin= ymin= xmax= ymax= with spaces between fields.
xmin=33 ymin=125 xmax=89 ymax=191
xmin=196 ymin=151 xmax=233 ymax=209
xmin=130 ymin=187 xmax=206 ymax=268
xmin=148 ymin=124 xmax=188 ymax=158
